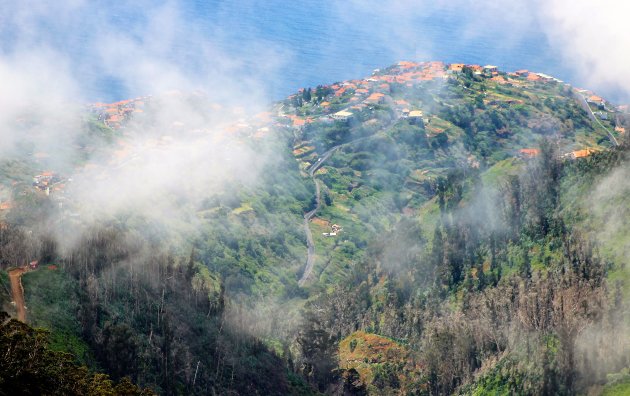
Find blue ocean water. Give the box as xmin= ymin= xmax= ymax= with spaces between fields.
xmin=156 ymin=0 xmax=570 ymax=102
xmin=0 ymin=1 xmax=599 ymax=103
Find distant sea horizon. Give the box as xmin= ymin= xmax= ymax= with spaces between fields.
xmin=58 ymin=1 xmax=623 ymax=105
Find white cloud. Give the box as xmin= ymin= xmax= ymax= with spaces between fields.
xmin=539 ymin=0 xmax=630 ymax=97
xmin=335 ymin=0 xmax=630 ymax=100
xmin=0 ymin=2 xmax=286 ymax=249
xmin=1 ymin=0 xmax=630 ymax=248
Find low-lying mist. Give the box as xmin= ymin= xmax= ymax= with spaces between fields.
xmin=0 ymin=2 xmax=291 ymax=253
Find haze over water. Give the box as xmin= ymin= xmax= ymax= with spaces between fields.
xmin=3 ymin=1 xmax=623 ymax=103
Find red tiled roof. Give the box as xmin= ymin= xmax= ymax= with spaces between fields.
xmin=519 ymin=148 xmax=540 ymax=157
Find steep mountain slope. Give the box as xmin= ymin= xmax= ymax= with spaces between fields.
xmin=284 ymin=62 xmax=616 ymax=291
xmin=0 ymin=61 xmax=628 ymax=395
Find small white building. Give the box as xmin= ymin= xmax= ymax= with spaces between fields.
xmin=536 ymin=73 xmax=557 ymax=83
xmin=408 ymin=110 xmax=423 ymax=119
xmin=483 ymin=65 xmax=499 ymax=73
xmin=332 ymin=110 xmax=353 ymax=121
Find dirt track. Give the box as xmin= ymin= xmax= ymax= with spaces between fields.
xmin=8 ymin=267 xmax=27 ymax=322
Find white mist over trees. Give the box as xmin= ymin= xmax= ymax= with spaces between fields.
xmin=0 ymin=1 xmax=629 ymax=395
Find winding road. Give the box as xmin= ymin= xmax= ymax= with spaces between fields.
xmin=298 ymin=149 xmax=334 ymax=286
xmin=297 ymin=135 xmax=376 ymax=286
xmin=298 ymin=180 xmax=320 ymax=286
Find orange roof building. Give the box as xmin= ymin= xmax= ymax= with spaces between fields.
xmin=518 ymin=148 xmax=540 ymax=158
xmin=397 ymin=61 xmax=419 ymax=69
xmin=572 ymin=148 xmax=596 ymax=158
xmin=334 ymin=87 xmax=347 ymax=97
xmin=365 ymin=92 xmax=385 ymax=104
xmin=449 ymin=63 xmax=465 ymax=72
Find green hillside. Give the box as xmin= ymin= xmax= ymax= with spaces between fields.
xmin=0 ymin=61 xmax=629 ymax=394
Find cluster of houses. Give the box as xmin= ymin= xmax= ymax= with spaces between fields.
xmin=518 ymin=147 xmax=598 ymax=161
xmin=90 ymin=96 xmax=150 ymax=129
xmin=448 ymin=63 xmax=498 ymax=76
xmin=511 ymin=69 xmax=563 ymax=84
xmin=32 ymin=171 xmax=66 ymax=196
xmin=561 ymin=148 xmax=598 ymax=160
xmin=578 ymin=91 xmax=607 ymax=109
xmin=283 ymin=60 xmax=624 ymax=169
xmin=373 ymin=61 xmax=448 ymax=85
xmin=288 ymin=62 xmax=575 ymax=129
xmin=286 ymin=61 xmax=452 ymax=126
xmin=323 ymin=223 xmax=342 ymax=237
xmin=448 ymin=64 xmax=566 ymax=87
xmin=573 ymin=89 xmax=620 ymax=125
xmin=447 ymin=63 xmax=570 ymax=88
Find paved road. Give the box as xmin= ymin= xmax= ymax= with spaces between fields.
xmin=298 ymin=178 xmax=320 ymax=286
xmin=297 ymin=135 xmax=375 ymax=286
xmin=573 ymin=90 xmax=619 ymax=146
xmin=297 ymin=110 xmax=401 ymax=286
xmin=8 ymin=267 xmax=27 ymax=322
xmin=298 ymin=145 xmax=339 ymax=286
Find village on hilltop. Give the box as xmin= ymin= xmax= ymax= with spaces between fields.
xmin=89 ymin=96 xmax=150 ymax=129
xmin=0 ymin=61 xmax=627 ymax=220
xmin=281 ymin=61 xmax=627 ymax=166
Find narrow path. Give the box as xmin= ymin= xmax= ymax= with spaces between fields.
xmin=8 ymin=267 xmax=27 ymax=322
